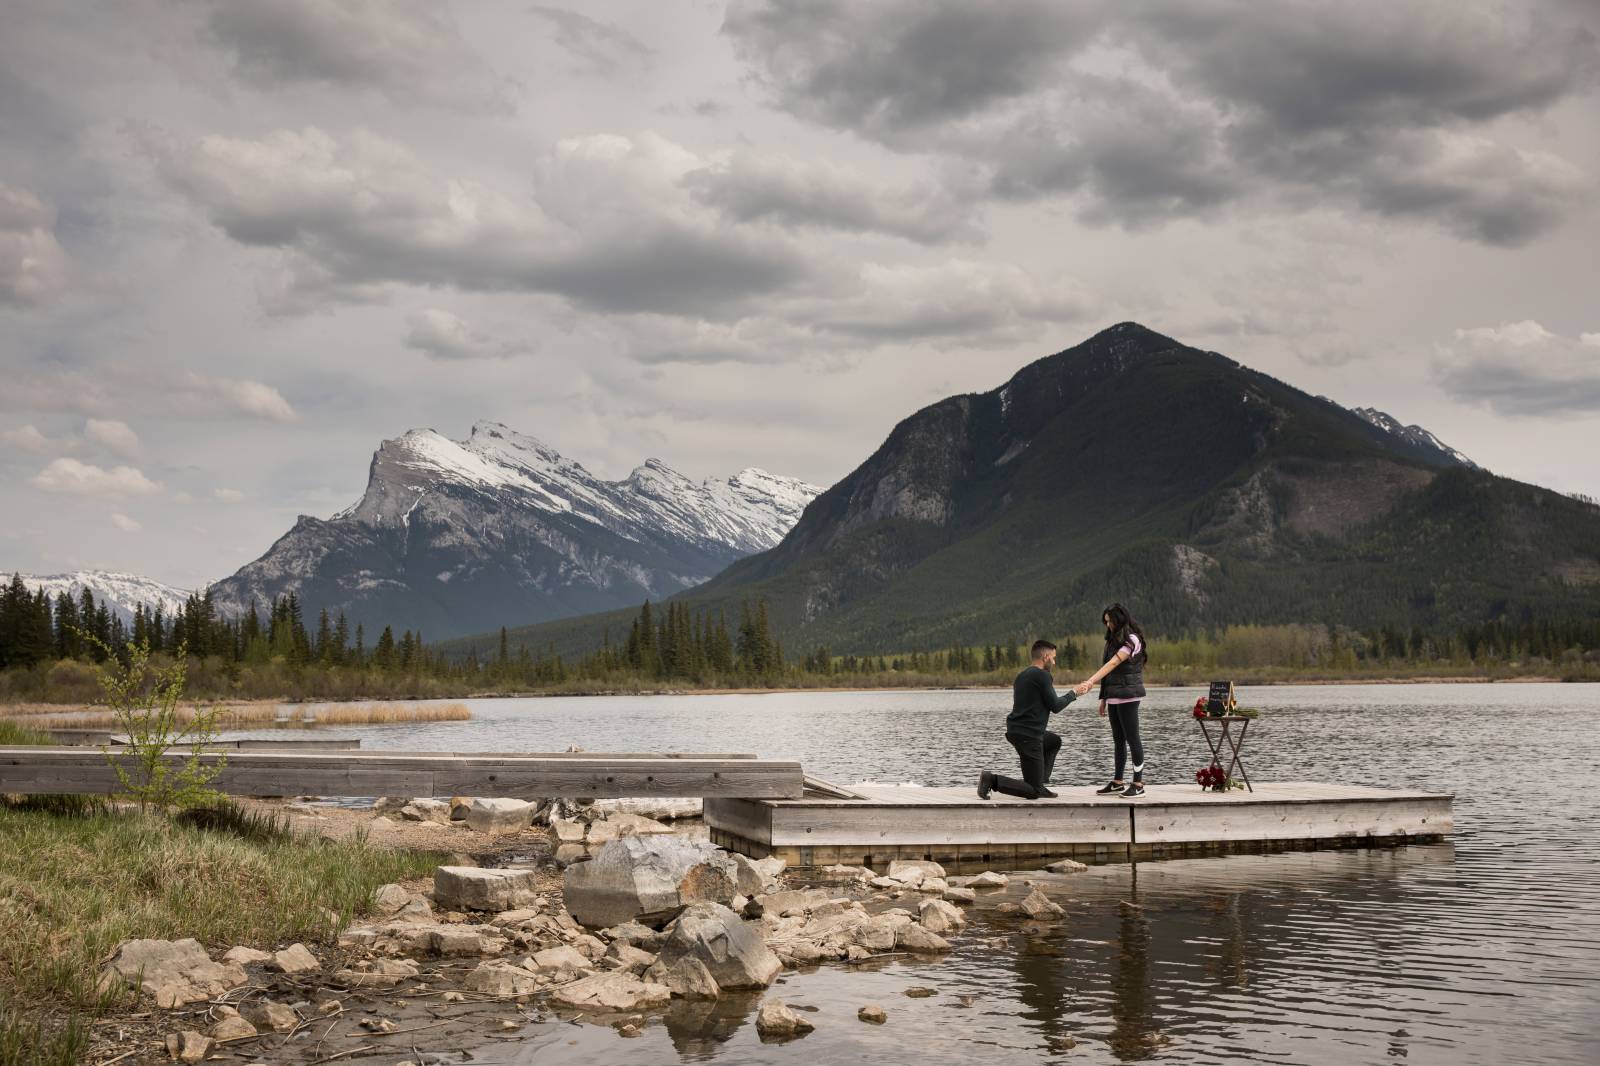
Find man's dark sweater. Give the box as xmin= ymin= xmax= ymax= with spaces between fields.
xmin=1007 ymin=664 xmax=1077 ymax=739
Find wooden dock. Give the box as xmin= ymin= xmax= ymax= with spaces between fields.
xmin=705 ymin=780 xmax=1454 ymax=867
xmin=0 ymin=747 xmax=805 ymax=800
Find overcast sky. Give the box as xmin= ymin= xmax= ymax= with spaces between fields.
xmin=3 ymin=0 xmax=1599 ymax=590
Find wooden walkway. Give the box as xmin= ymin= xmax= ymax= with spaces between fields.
xmin=0 ymin=747 xmax=804 ymax=799
xmin=705 ymin=780 xmax=1454 ymax=867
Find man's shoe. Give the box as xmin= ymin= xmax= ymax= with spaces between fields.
xmin=977 ymin=771 xmax=994 ymax=800
xmin=1121 ymin=782 xmax=1146 ymax=798
xmin=1095 ymin=780 xmax=1125 ymax=795
xmin=1037 ymin=787 xmax=1059 ymax=799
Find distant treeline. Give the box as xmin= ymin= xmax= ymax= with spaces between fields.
xmin=1 ymin=574 xmax=1596 ymax=704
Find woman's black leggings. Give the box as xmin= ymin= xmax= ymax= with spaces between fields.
xmin=1109 ymin=701 xmax=1145 ymax=782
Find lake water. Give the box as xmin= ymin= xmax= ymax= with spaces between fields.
xmin=329 ymin=683 xmax=1599 ymax=1065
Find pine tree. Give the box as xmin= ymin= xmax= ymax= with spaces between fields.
xmin=55 ymin=590 xmax=81 ymax=659
xmin=374 ymin=626 xmax=396 ymax=671
xmin=332 ymin=611 xmax=349 ymax=666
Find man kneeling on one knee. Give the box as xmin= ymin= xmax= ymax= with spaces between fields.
xmin=979 ymin=639 xmax=1077 ymax=800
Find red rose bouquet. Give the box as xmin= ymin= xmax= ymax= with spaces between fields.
xmin=1195 ymin=765 xmax=1228 ymax=791
xmin=1192 ymin=697 xmax=1208 ymax=721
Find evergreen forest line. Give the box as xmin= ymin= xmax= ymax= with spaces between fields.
xmin=1 ymin=573 xmax=1595 ymax=705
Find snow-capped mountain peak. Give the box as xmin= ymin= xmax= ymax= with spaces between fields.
xmin=11 ymin=570 xmax=190 ymax=624
xmin=208 ymin=422 xmax=825 ymax=639
xmin=1351 ymin=407 xmax=1479 ymax=469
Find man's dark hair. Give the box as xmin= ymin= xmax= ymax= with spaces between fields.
xmin=1030 ymin=639 xmax=1057 ymax=659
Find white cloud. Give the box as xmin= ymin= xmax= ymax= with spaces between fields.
xmin=213 ymin=487 xmax=245 ymax=503
xmin=1436 ymin=321 xmax=1600 ymax=415
xmin=110 ymin=512 xmax=141 ymax=533
xmin=31 ymin=458 xmax=161 ymax=497
xmin=2 ymin=368 xmax=296 ymax=423
xmin=1 ymin=424 xmax=53 ymax=453
xmin=85 ymin=418 xmax=140 ymax=456
xmin=0 ymin=182 xmax=69 ymax=307
xmin=404 ymin=309 xmax=531 ymax=360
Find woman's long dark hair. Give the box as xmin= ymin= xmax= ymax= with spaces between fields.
xmin=1102 ymin=602 xmax=1147 ymax=659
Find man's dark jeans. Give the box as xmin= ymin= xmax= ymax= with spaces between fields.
xmin=992 ymin=731 xmax=1061 ymax=799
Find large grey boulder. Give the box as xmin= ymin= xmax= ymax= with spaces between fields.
xmin=644 ymin=955 xmax=720 ymax=999
xmin=655 ymin=902 xmax=782 ymax=989
xmin=528 ymin=945 xmax=593 ymax=975
xmin=562 ymin=836 xmax=738 ymax=928
xmin=433 ymin=866 xmax=539 ymax=912
xmin=400 ymin=798 xmax=451 ymax=824
xmin=338 ymin=922 xmax=507 ymax=958
xmin=729 ymin=854 xmax=785 ymax=896
xmin=1020 ymin=886 xmax=1064 ymax=919
xmin=585 ymin=812 xmax=675 ymax=845
xmin=756 ymin=999 xmax=814 ymax=1041
xmin=895 ymin=923 xmax=952 ymax=953
xmin=464 ymin=960 xmax=540 ymax=997
xmin=549 ymin=971 xmax=671 ymax=1012
xmin=918 ymin=898 xmax=966 ymax=934
xmin=751 ymin=888 xmax=831 ymax=918
xmin=99 ymin=939 xmax=248 ymax=1008
xmin=889 ymin=859 xmax=945 ymax=882
xmin=465 ymin=798 xmax=535 ymax=836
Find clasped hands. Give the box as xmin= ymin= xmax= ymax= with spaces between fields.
xmin=1071 ymin=679 xmax=1093 ymax=697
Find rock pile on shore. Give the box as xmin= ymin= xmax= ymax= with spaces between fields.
xmin=98 ymin=794 xmax=1080 ymax=1056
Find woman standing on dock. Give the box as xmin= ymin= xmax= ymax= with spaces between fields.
xmin=1075 ymin=603 xmax=1149 ymax=798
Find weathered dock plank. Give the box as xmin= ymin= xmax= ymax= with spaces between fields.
xmin=0 ymin=747 xmax=804 ymax=799
xmin=705 ymin=781 xmax=1454 ymax=866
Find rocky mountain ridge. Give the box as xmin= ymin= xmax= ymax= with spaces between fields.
xmin=452 ymin=322 xmax=1600 ymax=659
xmin=206 ymin=421 xmax=821 ymax=639
xmin=10 ymin=570 xmax=191 ymax=624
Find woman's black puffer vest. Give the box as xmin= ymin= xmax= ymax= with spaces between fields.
xmin=1099 ymin=637 xmax=1147 ymax=700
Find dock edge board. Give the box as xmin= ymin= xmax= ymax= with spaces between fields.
xmin=703 ymin=785 xmax=1454 ymax=867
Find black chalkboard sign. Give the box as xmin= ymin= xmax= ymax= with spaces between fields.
xmin=1206 ymin=680 xmax=1235 ymax=717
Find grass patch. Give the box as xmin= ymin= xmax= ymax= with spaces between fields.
xmin=0 ymin=721 xmax=53 ymax=746
xmin=0 ymin=801 xmax=444 ymax=1064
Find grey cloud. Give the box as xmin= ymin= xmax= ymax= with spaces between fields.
xmin=0 ymin=183 xmax=69 ymax=306
xmin=147 ymin=126 xmax=810 ymax=316
xmin=404 ymin=309 xmax=533 ymax=361
xmin=528 ymin=5 xmax=653 ymax=76
xmin=203 ymin=0 xmax=513 ymax=111
xmin=807 ymin=259 xmax=1092 ymax=346
xmin=723 ymin=0 xmax=1599 ymax=243
xmin=1435 ymin=321 xmax=1600 ymax=415
xmin=685 ymin=152 xmax=982 ymax=243
xmin=1127 ymin=2 xmax=1593 ymax=136
xmin=723 ymin=0 xmax=1099 ymax=134
xmin=984 ymin=78 xmax=1236 ymax=225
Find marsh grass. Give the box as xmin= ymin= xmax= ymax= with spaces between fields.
xmin=0 ymin=721 xmax=53 ymax=745
xmin=0 ymin=800 xmax=443 ymax=1064
xmin=0 ymin=700 xmax=472 ymax=732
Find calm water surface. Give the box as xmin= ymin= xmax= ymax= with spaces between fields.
xmin=324 ymin=683 xmax=1599 ymax=1065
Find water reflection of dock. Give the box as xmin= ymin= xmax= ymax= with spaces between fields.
xmin=705 ymin=781 xmax=1453 ymax=867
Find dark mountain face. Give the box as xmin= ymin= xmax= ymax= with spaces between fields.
xmin=208 ymin=422 xmax=820 ymax=640
xmin=452 ymin=323 xmax=1600 ymax=659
